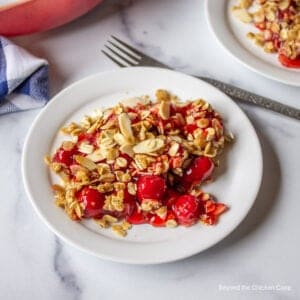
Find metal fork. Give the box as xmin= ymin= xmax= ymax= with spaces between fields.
xmin=102 ymin=35 xmax=300 ymax=120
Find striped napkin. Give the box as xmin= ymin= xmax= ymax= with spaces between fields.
xmin=0 ymin=36 xmax=49 ymax=115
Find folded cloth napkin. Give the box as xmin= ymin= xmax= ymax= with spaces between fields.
xmin=0 ymin=36 xmax=49 ymax=115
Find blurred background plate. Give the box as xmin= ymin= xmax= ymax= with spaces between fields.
xmin=205 ymin=0 xmax=300 ymax=87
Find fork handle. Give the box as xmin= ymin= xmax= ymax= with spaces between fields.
xmin=198 ymin=76 xmax=300 ymax=120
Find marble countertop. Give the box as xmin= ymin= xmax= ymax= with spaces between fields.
xmin=1 ymin=0 xmax=299 ymax=299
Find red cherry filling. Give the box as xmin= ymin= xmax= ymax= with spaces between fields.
xmin=53 ymin=147 xmax=77 ymax=166
xmin=278 ymin=53 xmax=300 ymax=68
xmin=182 ymin=156 xmax=214 ymax=189
xmin=149 ymin=211 xmax=176 ymax=227
xmin=77 ymin=187 xmax=105 ymax=218
xmin=184 ymin=124 xmax=198 ymax=134
xmin=173 ymin=195 xmax=200 ymax=226
xmin=126 ymin=209 xmax=147 ymax=224
xmin=149 ymin=214 xmax=166 ymax=227
xmin=137 ymin=175 xmax=166 ymax=202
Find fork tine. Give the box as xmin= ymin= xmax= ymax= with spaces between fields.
xmin=108 ymin=40 xmax=141 ymax=61
xmin=104 ymin=45 xmax=138 ymax=67
xmin=111 ymin=35 xmax=144 ymax=58
xmin=101 ymin=50 xmax=127 ymax=68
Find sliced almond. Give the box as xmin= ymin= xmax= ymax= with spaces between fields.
xmin=74 ymin=155 xmax=97 ymax=170
xmin=204 ymin=142 xmax=217 ymax=158
xmin=155 ymin=89 xmax=170 ymax=102
xmin=168 ymin=143 xmax=180 ymax=157
xmin=206 ymin=128 xmax=216 ymax=141
xmin=122 ymin=97 xmax=149 ymax=107
xmin=118 ymin=113 xmax=134 ymax=142
xmin=133 ymin=138 xmax=165 ymax=154
xmin=159 ymin=101 xmax=170 ymax=120
xmin=114 ymin=132 xmax=128 ymax=145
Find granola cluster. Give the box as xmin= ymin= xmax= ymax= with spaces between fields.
xmin=45 ymin=90 xmax=232 ymax=237
xmin=232 ymin=0 xmax=300 ymax=65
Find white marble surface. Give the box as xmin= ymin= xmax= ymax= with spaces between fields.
xmin=1 ymin=0 xmax=300 ymax=299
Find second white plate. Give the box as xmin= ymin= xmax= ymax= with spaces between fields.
xmin=22 ymin=67 xmax=262 ymax=264
xmin=205 ymin=0 xmax=300 ymax=86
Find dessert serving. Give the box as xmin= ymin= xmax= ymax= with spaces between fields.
xmin=232 ymin=0 xmax=300 ymax=68
xmin=45 ymin=90 xmax=233 ymax=237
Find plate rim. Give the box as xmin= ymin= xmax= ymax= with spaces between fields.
xmin=205 ymin=0 xmax=300 ymax=87
xmin=22 ymin=67 xmax=263 ymax=264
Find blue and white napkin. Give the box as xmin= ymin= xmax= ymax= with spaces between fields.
xmin=0 ymin=36 xmax=49 ymax=115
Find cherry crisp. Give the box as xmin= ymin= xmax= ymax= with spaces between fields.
xmin=45 ymin=90 xmax=233 ymax=237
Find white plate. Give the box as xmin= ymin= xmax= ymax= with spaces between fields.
xmin=205 ymin=0 xmax=300 ymax=86
xmin=22 ymin=67 xmax=262 ymax=264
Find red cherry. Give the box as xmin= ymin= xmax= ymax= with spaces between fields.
xmin=182 ymin=156 xmax=214 ymax=188
xmin=137 ymin=175 xmax=166 ymax=202
xmin=204 ymin=200 xmax=216 ymax=214
xmin=212 ymin=203 xmax=227 ymax=216
xmin=201 ymin=214 xmax=216 ymax=225
xmin=165 ymin=189 xmax=180 ymax=209
xmin=53 ymin=147 xmax=77 ymax=166
xmin=126 ymin=209 xmax=147 ymax=224
xmin=278 ymin=53 xmax=300 ymax=68
xmin=77 ymin=187 xmax=105 ymax=218
xmin=173 ymin=195 xmax=200 ymax=226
